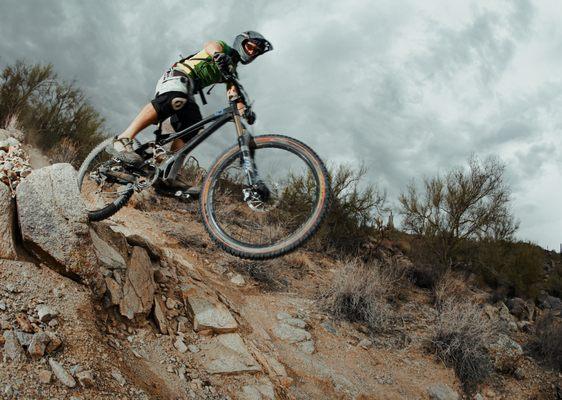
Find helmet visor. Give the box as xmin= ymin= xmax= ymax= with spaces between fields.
xmin=245 ymin=38 xmax=273 ymax=56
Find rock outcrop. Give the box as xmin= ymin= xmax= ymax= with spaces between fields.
xmin=186 ymin=290 xmax=238 ymax=334
xmin=487 ymin=333 xmax=524 ymax=372
xmin=16 ymin=163 xmax=103 ymax=293
xmin=1 ymin=136 xmax=558 ymax=400
xmin=199 ymin=333 xmax=261 ymax=374
xmin=0 ymin=182 xmax=17 ymax=259
xmin=119 ymin=246 xmax=155 ymax=319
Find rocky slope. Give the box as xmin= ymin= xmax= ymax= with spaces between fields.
xmin=0 ymin=129 xmax=560 ymax=400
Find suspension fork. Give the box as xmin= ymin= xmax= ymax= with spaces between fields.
xmin=238 ymin=131 xmax=260 ymax=186
xmin=233 ymin=109 xmax=260 ymax=186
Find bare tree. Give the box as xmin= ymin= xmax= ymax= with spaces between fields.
xmin=399 ymin=156 xmax=519 ymax=262
xmin=0 ymin=60 xmax=105 ymax=160
xmin=0 ymin=61 xmax=53 ymax=126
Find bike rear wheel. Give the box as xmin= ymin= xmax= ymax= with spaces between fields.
xmin=200 ymin=134 xmax=330 ymax=260
xmin=77 ymin=138 xmax=135 ymax=221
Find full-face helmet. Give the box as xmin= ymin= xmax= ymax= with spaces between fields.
xmin=232 ymin=31 xmax=273 ymax=64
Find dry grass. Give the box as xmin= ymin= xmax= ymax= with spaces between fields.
xmin=47 ymin=137 xmax=79 ymax=166
xmin=231 ymin=260 xmax=289 ymax=291
xmin=533 ymin=311 xmax=562 ymax=371
xmin=431 ymin=299 xmax=496 ymax=392
xmin=433 ymin=269 xmax=467 ymax=310
xmin=320 ymin=259 xmax=403 ymax=334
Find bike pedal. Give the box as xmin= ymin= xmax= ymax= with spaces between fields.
xmin=174 ymin=190 xmax=191 ymax=199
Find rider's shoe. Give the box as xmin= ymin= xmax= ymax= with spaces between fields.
xmin=105 ymin=137 xmax=144 ymax=166
xmin=154 ymin=178 xmax=201 ymax=198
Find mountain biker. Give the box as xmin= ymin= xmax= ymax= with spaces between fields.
xmin=106 ymin=31 xmax=273 ymax=191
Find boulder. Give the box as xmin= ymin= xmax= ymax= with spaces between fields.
xmin=28 ymin=332 xmax=51 ymax=359
xmin=91 ymin=222 xmax=129 ymax=260
xmin=105 ymin=277 xmax=122 ymax=306
xmin=0 ymin=128 xmax=24 ymax=142
xmin=16 ymin=164 xmax=103 ymax=293
xmin=153 ymin=297 xmax=169 ymax=334
xmin=199 ymin=333 xmax=261 ymax=374
xmin=119 ymin=246 xmax=155 ymax=319
xmin=0 ymin=183 xmax=17 ymax=259
xmin=36 ymin=305 xmax=58 ymax=322
xmin=538 ymin=294 xmax=562 ymax=312
xmin=239 ymin=378 xmax=275 ymax=400
xmin=110 ymin=224 xmax=162 ymax=260
xmin=297 ymin=340 xmax=315 ymax=354
xmin=486 ymin=333 xmax=523 ymax=372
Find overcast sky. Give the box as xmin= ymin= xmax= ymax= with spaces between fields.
xmin=1 ymin=0 xmax=561 ymax=250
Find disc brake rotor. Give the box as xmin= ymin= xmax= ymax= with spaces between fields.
xmin=243 ymin=182 xmax=280 ymax=212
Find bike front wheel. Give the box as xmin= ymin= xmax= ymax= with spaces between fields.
xmin=200 ymin=134 xmax=330 ymax=260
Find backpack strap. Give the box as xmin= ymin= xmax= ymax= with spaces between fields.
xmin=175 ymin=54 xmax=211 ymax=105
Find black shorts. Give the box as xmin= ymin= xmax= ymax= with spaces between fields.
xmin=151 ymin=93 xmax=203 ymax=135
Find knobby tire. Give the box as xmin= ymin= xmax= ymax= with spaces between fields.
xmin=199 ymin=134 xmax=330 ymax=260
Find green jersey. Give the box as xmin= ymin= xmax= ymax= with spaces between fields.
xmin=174 ymin=40 xmax=237 ymax=88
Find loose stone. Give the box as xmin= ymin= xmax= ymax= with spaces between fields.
xmin=77 ymin=370 xmax=95 ymax=387
xmin=37 ymin=369 xmax=52 ymax=384
xmin=36 ymin=305 xmax=58 ymax=323
xmin=111 ymin=369 xmax=126 ymax=386
xmin=49 ymin=358 xmax=77 ymax=388
xmin=174 ymin=337 xmax=188 ymax=353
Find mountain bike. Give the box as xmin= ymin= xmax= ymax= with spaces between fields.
xmin=77 ymin=75 xmax=330 ymax=260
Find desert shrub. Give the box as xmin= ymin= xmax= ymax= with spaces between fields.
xmin=0 ymin=60 xmax=105 ymax=160
xmin=475 ymin=240 xmax=544 ymax=298
xmin=320 ymin=259 xmax=403 ymax=333
xmin=433 ymin=269 xmax=467 ymax=310
xmin=431 ymin=299 xmax=496 ymax=392
xmin=545 ymin=262 xmax=562 ymax=298
xmin=532 ymin=312 xmax=562 ymax=371
xmin=180 ymin=156 xmax=206 ymax=187
xmin=399 ymin=156 xmax=519 ymax=265
xmin=46 ymin=137 xmax=80 ymax=167
xmin=231 ymin=260 xmax=288 ymax=291
xmin=306 ymin=164 xmax=388 ymax=256
xmin=406 ymin=262 xmax=444 ymax=289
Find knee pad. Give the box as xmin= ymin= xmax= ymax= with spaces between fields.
xmin=170 ymin=97 xmax=187 ymax=111
xmin=151 ymin=92 xmax=190 ymax=121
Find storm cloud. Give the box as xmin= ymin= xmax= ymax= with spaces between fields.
xmin=1 ymin=0 xmax=560 ymax=249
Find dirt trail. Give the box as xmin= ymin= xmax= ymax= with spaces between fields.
xmin=106 ymin=193 xmax=562 ymax=400
xmin=108 ymin=200 xmax=460 ymax=399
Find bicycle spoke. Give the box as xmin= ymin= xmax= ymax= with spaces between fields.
xmin=208 ymin=145 xmax=319 ymax=248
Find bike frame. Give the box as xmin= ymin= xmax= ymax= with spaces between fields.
xmin=151 ymin=98 xmax=257 ymax=184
